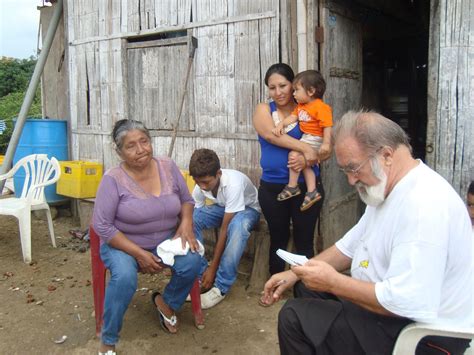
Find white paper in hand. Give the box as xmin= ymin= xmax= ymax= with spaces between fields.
xmin=276 ymin=249 xmax=308 ymax=266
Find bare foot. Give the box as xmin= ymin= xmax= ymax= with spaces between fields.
xmin=153 ymin=293 xmax=178 ymax=333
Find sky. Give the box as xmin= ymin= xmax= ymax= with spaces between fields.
xmin=0 ymin=0 xmax=41 ymax=59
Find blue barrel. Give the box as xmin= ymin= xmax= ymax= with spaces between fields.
xmin=13 ymin=119 xmax=68 ymax=204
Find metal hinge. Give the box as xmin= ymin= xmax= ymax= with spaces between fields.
xmin=315 ymin=26 xmax=324 ymax=43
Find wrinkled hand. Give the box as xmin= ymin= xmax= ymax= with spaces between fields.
xmin=291 ymin=259 xmax=339 ymax=293
xmin=137 ymin=250 xmax=163 ymax=274
xmin=174 ymin=222 xmax=199 ymax=252
xmin=201 ymin=267 xmax=217 ymax=290
xmin=261 ymin=271 xmax=297 ymax=306
xmin=287 ymin=153 xmax=306 ymax=172
xmin=318 ymin=143 xmax=332 ymax=162
xmin=272 ymin=123 xmax=285 ymax=137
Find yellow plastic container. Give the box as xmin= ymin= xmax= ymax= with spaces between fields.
xmin=57 ymin=161 xmax=103 ymax=198
xmin=0 ymin=155 xmax=4 ymax=166
xmin=181 ymin=169 xmax=214 ymax=205
xmin=180 ymin=169 xmax=196 ymax=194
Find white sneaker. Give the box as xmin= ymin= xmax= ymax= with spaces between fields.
xmin=200 ymin=287 xmax=226 ymax=309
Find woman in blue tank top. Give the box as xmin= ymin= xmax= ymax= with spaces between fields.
xmin=253 ymin=63 xmax=328 ymax=285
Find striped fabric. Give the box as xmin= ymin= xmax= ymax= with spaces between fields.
xmin=0 ymin=120 xmax=6 ymax=135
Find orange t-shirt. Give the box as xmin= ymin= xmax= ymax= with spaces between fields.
xmin=291 ymin=99 xmax=333 ymax=137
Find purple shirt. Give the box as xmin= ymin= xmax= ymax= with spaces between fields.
xmin=92 ymin=156 xmax=194 ymax=249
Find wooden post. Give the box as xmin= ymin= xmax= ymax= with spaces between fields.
xmin=426 ymin=0 xmax=473 ymax=195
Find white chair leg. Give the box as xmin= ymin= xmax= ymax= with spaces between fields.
xmin=44 ymin=207 xmax=56 ymax=248
xmin=18 ymin=211 xmax=32 ymax=264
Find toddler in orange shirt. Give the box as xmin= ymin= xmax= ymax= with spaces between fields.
xmin=272 ymin=70 xmax=333 ymax=211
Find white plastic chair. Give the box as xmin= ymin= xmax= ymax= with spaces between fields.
xmin=0 ymin=154 xmax=61 ymax=263
xmin=392 ymin=322 xmax=474 ymax=355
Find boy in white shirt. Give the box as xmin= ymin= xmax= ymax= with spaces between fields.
xmin=189 ymin=149 xmax=261 ymax=309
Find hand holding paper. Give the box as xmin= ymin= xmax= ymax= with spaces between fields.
xmin=276 ymin=249 xmax=309 ymax=266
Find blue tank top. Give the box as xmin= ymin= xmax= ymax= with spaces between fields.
xmin=258 ymin=101 xmax=320 ymax=184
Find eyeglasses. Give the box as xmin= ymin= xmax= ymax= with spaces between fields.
xmin=338 ymin=147 xmax=383 ymax=177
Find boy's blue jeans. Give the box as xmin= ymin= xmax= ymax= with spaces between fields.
xmin=99 ymin=242 xmax=201 ymax=345
xmin=193 ymin=205 xmax=260 ymax=294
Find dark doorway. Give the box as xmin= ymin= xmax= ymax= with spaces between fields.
xmin=360 ymin=0 xmax=430 ymax=160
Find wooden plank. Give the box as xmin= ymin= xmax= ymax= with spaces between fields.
xmin=121 ymin=0 xmax=128 ymax=33
xmin=70 ymin=11 xmax=276 ymax=45
xmin=307 ymin=0 xmax=320 ymax=70
xmin=154 ymin=0 xmax=174 ymax=26
xmin=98 ymin=0 xmax=107 ymax=36
xmin=280 ymin=0 xmax=291 ymax=64
xmin=72 ymin=45 xmax=88 ymax=132
xmin=119 ymin=39 xmax=129 ymax=125
xmin=126 ymin=36 xmax=188 ymax=49
xmin=177 ymin=0 xmax=192 ymax=24
xmin=425 ymin=0 xmax=439 ymax=168
xmin=142 ymin=0 xmax=155 ymax=29
xmin=71 ymin=129 xmax=260 ymax=141
xmin=40 ymin=5 xmax=69 ymax=120
xmin=231 ymin=18 xmax=262 ymax=134
xmin=258 ymin=16 xmax=279 ymax=99
xmin=127 ymin=0 xmax=140 ymax=32
xmin=319 ymin=2 xmax=363 ymax=247
xmin=77 ymin=134 xmax=103 ymax=161
xmin=102 ymin=134 xmax=120 ymax=171
xmin=85 ymin=42 xmax=101 ymax=129
xmin=427 ymin=0 xmax=473 ymax=194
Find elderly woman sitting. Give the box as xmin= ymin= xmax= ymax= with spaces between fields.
xmin=93 ymin=119 xmax=201 ymax=354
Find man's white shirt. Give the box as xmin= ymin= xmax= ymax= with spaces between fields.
xmin=192 ymin=169 xmax=260 ymax=213
xmin=336 ymin=161 xmax=473 ymax=327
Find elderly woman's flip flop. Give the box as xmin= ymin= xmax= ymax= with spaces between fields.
xmin=151 ymin=291 xmax=178 ymax=334
xmin=277 ymin=185 xmax=301 ymax=201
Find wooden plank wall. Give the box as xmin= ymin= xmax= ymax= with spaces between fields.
xmin=66 ymin=0 xmax=279 ymax=184
xmin=426 ymin=0 xmax=473 ymax=195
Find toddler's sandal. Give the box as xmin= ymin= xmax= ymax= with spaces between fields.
xmin=300 ymin=190 xmax=321 ymax=211
xmin=277 ymin=185 xmax=301 ymax=201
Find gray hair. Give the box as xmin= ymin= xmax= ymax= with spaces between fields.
xmin=332 ymin=110 xmax=412 ymax=155
xmin=111 ymin=119 xmax=151 ymax=151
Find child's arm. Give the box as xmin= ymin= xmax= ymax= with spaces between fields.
xmin=272 ymin=114 xmax=298 ymax=137
xmin=201 ymin=212 xmax=235 ymax=289
xmin=318 ymin=127 xmax=332 ymax=162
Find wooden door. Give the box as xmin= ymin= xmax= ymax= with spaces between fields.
xmin=319 ymin=0 xmax=364 ymax=248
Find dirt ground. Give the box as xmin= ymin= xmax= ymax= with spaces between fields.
xmin=0 ymin=213 xmax=285 ymax=355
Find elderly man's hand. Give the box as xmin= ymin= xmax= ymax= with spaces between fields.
xmin=260 ymin=270 xmax=298 ymax=306
xmin=291 ymin=259 xmax=339 ymax=293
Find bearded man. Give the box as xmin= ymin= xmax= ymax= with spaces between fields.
xmin=261 ymin=111 xmax=473 ymax=354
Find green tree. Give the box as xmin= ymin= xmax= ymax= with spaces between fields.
xmin=0 ymin=56 xmax=37 ymax=98
xmin=0 ymin=56 xmax=41 ymax=154
xmin=0 ymin=90 xmax=42 ymax=154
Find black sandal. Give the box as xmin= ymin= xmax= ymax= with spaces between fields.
xmin=277 ymin=185 xmax=301 ymax=201
xmin=300 ymin=190 xmax=321 ymax=211
xmin=151 ymin=291 xmax=178 ymax=334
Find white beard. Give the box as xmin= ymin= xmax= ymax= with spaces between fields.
xmin=355 ymin=161 xmax=387 ymax=207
